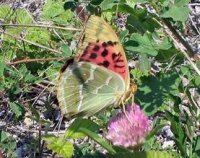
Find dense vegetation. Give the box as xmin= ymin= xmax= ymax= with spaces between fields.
xmin=0 ymin=0 xmax=200 ymax=158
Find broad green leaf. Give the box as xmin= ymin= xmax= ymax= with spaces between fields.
xmin=9 ymin=102 xmax=25 ymax=119
xmin=100 ymin=0 xmax=117 ymax=10
xmin=136 ymin=71 xmax=181 ymax=115
xmin=44 ymin=135 xmax=74 ymax=158
xmin=161 ymin=0 xmax=189 ymax=23
xmin=161 ymin=6 xmax=189 ymax=23
xmin=41 ymin=0 xmax=73 ymax=24
xmin=80 ymin=127 xmax=116 ymax=154
xmin=109 ymin=150 xmax=181 ymax=158
xmin=125 ymin=8 xmax=160 ymax=33
xmin=61 ymin=44 xmax=72 ymax=57
xmin=156 ymin=48 xmax=182 ymax=62
xmin=126 ymin=33 xmax=171 ymax=56
xmin=65 ymin=118 xmax=100 ymax=139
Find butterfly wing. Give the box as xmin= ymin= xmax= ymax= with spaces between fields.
xmin=57 ymin=62 xmax=125 ymax=117
xmin=76 ymin=15 xmax=130 ymax=90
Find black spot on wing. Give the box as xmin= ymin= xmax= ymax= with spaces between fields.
xmin=102 ymin=60 xmax=110 ymax=67
xmin=101 ymin=49 xmax=108 ymax=57
xmin=102 ymin=42 xmax=107 ymax=47
xmin=90 ymin=53 xmax=97 ymax=59
xmin=99 ymin=60 xmax=110 ymax=68
xmin=93 ymin=45 xmax=100 ymax=51
xmin=107 ymin=41 xmax=114 ymax=46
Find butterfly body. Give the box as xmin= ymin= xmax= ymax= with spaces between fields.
xmin=57 ymin=15 xmax=135 ymax=117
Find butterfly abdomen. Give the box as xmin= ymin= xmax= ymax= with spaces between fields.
xmin=77 ymin=40 xmax=127 ymax=80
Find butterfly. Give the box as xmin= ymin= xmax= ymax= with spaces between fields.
xmin=56 ymin=15 xmax=136 ymax=117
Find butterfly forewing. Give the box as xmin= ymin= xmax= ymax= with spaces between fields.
xmin=77 ymin=16 xmax=130 ymax=88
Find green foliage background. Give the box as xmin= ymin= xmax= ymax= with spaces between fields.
xmin=0 ymin=0 xmax=200 ymax=158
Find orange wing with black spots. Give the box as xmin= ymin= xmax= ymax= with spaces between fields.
xmin=75 ymin=15 xmax=130 ymax=90
xmin=57 ymin=15 xmax=135 ymax=117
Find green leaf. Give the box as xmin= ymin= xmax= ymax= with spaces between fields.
xmin=15 ymin=9 xmax=32 ymax=24
xmin=44 ymin=135 xmax=74 ymax=158
xmin=0 ymin=60 xmax=6 ymax=82
xmin=0 ymin=5 xmax=13 ymax=20
xmin=100 ymin=0 xmax=117 ymax=10
xmin=9 ymin=102 xmax=25 ymax=118
xmin=63 ymin=1 xmax=77 ymax=11
xmin=125 ymin=8 xmax=160 ymax=33
xmin=65 ymin=118 xmax=100 ymax=139
xmin=194 ymin=76 xmax=200 ymax=87
xmin=0 ymin=131 xmax=9 ymax=142
xmin=80 ymin=127 xmax=116 ymax=154
xmin=126 ymin=33 xmax=171 ymax=56
xmin=161 ymin=0 xmax=189 ymax=23
xmin=136 ymin=71 xmax=181 ymax=115
xmin=61 ymin=44 xmax=72 ymax=57
xmin=138 ymin=53 xmax=151 ymax=76
xmin=26 ymin=28 xmax=50 ymax=45
xmin=41 ymin=0 xmax=73 ymax=24
xmin=165 ymin=111 xmax=186 ymax=156
xmin=109 ymin=150 xmax=181 ymax=158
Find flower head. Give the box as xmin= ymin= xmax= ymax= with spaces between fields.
xmin=106 ymin=104 xmax=151 ymax=148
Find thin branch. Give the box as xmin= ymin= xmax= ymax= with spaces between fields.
xmin=6 ymin=125 xmax=66 ymax=135
xmin=162 ymin=19 xmax=195 ymax=57
xmin=0 ymin=23 xmax=81 ymax=31
xmin=7 ymin=57 xmax=65 ymax=65
xmin=149 ymin=2 xmax=199 ymax=74
xmin=1 ymin=30 xmax=63 ymax=54
xmin=163 ymin=22 xmax=200 ymax=76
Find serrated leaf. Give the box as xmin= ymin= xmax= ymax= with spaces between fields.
xmin=136 ymin=71 xmax=181 ymax=115
xmin=127 ymin=33 xmax=171 ymax=56
xmin=161 ymin=6 xmax=189 ymax=23
xmin=80 ymin=127 xmax=116 ymax=154
xmin=26 ymin=28 xmax=50 ymax=45
xmin=109 ymin=150 xmax=181 ymax=158
xmin=65 ymin=118 xmax=100 ymax=139
xmin=15 ymin=9 xmax=32 ymax=24
xmin=9 ymin=102 xmax=25 ymax=118
xmin=161 ymin=0 xmax=189 ymax=23
xmin=41 ymin=0 xmax=73 ymax=24
xmin=44 ymin=135 xmax=74 ymax=158
xmin=0 ymin=5 xmax=13 ymax=20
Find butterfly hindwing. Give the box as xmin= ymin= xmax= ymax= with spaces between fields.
xmin=57 ymin=62 xmax=126 ymax=117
